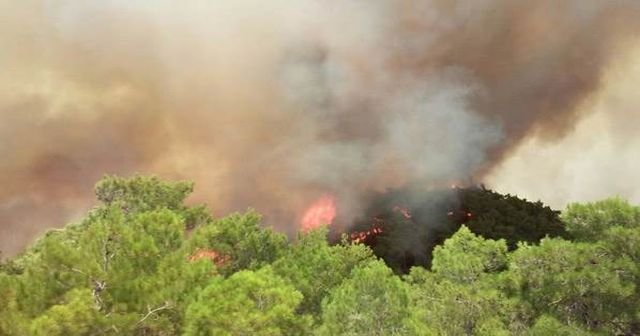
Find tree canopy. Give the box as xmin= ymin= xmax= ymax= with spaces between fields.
xmin=344 ymin=186 xmax=569 ymax=272
xmin=1 ymin=175 xmax=639 ymax=335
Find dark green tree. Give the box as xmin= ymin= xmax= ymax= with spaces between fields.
xmin=509 ymin=238 xmax=635 ymax=334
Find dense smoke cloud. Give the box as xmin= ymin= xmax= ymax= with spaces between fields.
xmin=488 ymin=46 xmax=640 ymax=208
xmin=1 ymin=0 xmax=639 ymax=255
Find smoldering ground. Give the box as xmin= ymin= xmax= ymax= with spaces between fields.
xmin=1 ymin=0 xmax=640 ymax=255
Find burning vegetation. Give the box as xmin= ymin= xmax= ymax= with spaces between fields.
xmin=306 ymin=185 xmax=570 ymax=273
xmin=2 ymin=1 xmax=640 ymax=256
xmin=349 ymin=226 xmax=384 ymax=245
xmin=300 ymin=195 xmax=337 ymax=233
xmin=2 ymin=175 xmax=639 ymax=335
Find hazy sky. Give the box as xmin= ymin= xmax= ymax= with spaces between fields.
xmin=488 ymin=46 xmax=640 ymax=207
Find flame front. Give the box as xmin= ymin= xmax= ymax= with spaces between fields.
xmin=350 ymin=227 xmax=384 ymax=244
xmin=301 ymin=195 xmax=337 ymax=232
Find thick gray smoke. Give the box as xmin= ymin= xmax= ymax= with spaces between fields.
xmin=1 ymin=0 xmax=639 ymax=255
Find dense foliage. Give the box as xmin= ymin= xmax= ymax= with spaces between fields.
xmin=346 ymin=186 xmax=569 ymax=272
xmin=1 ymin=176 xmax=639 ymax=335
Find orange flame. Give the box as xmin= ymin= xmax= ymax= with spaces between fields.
xmin=301 ymin=195 xmax=337 ymax=232
xmin=350 ymin=227 xmax=383 ymax=244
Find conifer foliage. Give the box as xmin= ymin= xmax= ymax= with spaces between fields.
xmin=1 ymin=176 xmax=639 ymax=335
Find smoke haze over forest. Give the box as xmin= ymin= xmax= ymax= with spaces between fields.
xmin=1 ymin=0 xmax=640 ymax=255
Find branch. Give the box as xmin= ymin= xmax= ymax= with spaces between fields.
xmin=549 ymin=298 xmax=563 ymax=306
xmin=136 ymin=302 xmax=172 ymax=326
xmin=92 ymin=280 xmax=107 ymax=311
xmin=69 ymin=267 xmax=89 ymax=277
xmin=102 ymin=236 xmax=113 ymax=273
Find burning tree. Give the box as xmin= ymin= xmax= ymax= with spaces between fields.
xmin=2 ymin=176 xmax=639 ymax=335
xmin=340 ymin=186 xmax=569 ymax=273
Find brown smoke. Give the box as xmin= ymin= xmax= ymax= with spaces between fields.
xmin=1 ymin=0 xmax=639 ymax=256
xmin=488 ymin=45 xmax=640 ymax=208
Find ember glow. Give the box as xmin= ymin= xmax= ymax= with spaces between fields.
xmin=446 ymin=208 xmax=474 ymax=221
xmin=350 ymin=227 xmax=384 ymax=244
xmin=301 ymin=195 xmax=337 ymax=232
xmin=392 ymin=206 xmax=412 ymax=220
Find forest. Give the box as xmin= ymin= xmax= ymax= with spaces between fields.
xmin=1 ymin=176 xmax=639 ymax=335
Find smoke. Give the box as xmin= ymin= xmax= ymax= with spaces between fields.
xmin=1 ymin=0 xmax=639 ymax=255
xmin=488 ymin=45 xmax=640 ymax=207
